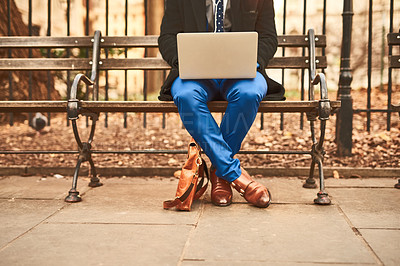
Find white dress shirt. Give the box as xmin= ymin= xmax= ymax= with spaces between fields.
xmin=212 ymin=0 xmax=228 ymax=15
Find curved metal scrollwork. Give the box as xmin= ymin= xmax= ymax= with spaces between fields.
xmin=65 ymin=31 xmax=103 ymax=203
xmin=302 ymin=29 xmax=332 ymax=205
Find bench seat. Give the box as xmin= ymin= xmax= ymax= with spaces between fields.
xmin=0 ymin=100 xmax=340 ymax=113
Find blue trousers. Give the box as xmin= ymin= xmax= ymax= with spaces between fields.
xmin=171 ymin=72 xmax=268 ymax=182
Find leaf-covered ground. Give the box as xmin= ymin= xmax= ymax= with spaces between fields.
xmin=1 ymin=88 xmax=399 ymax=170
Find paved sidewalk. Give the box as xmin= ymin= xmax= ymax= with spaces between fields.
xmin=0 ymin=175 xmax=399 ymax=266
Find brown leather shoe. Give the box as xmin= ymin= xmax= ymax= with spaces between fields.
xmin=231 ymin=168 xmax=271 ymax=208
xmin=210 ymin=168 xmax=232 ymax=207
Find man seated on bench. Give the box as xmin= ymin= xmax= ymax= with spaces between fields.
xmin=158 ymin=0 xmax=284 ymax=208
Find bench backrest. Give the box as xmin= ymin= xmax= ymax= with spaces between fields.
xmin=0 ymin=32 xmax=326 ymax=71
xmin=0 ymin=30 xmax=326 ymax=103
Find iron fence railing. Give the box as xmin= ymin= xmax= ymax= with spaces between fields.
xmin=337 ymin=0 xmax=399 ymax=155
xmin=351 ymin=0 xmax=398 ymax=131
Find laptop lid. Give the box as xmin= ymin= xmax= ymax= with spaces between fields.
xmin=177 ymin=32 xmax=258 ymax=79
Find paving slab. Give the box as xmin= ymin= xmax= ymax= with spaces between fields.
xmin=183 ymin=204 xmax=377 ymax=265
xmin=47 ymin=178 xmax=202 ymax=225
xmin=0 ymin=199 xmax=65 ymax=248
xmin=0 ymin=176 xmax=90 ymax=200
xmin=181 ymin=260 xmax=374 ymax=266
xmin=0 ymin=223 xmax=192 ymax=266
xmin=325 ymin=178 xmax=398 ymax=188
xmin=1 ymin=176 xmax=398 ymax=265
xmin=329 ymin=188 xmax=400 ymax=228
xmin=359 ymin=229 xmax=400 ymax=266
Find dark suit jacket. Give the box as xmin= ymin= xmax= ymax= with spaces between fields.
xmin=158 ymin=0 xmax=285 ymax=101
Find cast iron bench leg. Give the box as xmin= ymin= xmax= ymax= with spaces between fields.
xmin=313 ymin=119 xmax=331 ymax=205
xmin=303 ymin=115 xmax=331 ymax=205
xmin=303 ymin=118 xmax=318 ymax=189
xmin=65 ymin=114 xmax=102 ymax=203
xmin=66 ymin=158 xmax=83 ymax=202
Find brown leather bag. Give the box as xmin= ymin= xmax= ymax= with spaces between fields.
xmin=163 ymin=139 xmax=209 ymax=211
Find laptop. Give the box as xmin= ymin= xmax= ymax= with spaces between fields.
xmin=177 ymin=32 xmax=258 ymax=79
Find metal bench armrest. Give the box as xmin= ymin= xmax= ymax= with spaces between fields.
xmin=68 ymin=30 xmax=102 ymax=120
xmin=307 ymin=29 xmax=331 ymax=120
xmin=68 ymin=74 xmax=93 ymax=120
xmin=312 ymin=73 xmax=331 ymax=120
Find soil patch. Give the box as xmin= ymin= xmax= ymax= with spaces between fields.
xmin=1 ymin=88 xmax=399 ymax=172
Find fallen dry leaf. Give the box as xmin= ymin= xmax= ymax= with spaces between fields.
xmin=0 ymin=87 xmax=399 ymax=171
xmin=333 ymin=170 xmax=340 ymax=179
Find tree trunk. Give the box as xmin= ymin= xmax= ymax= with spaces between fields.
xmin=0 ymin=0 xmax=59 ymax=102
xmin=145 ymin=0 xmax=165 ymax=96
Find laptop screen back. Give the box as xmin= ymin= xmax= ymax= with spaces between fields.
xmin=177 ymin=32 xmax=258 ymax=79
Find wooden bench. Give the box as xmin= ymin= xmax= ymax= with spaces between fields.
xmin=0 ymin=29 xmax=340 ymax=204
xmin=388 ymin=31 xmax=400 ymax=189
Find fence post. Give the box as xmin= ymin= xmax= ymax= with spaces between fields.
xmin=336 ymin=0 xmax=354 ymax=156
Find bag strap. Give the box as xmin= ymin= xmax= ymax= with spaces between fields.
xmin=163 ymin=175 xmax=196 ymax=209
xmin=194 ymin=158 xmax=209 ymax=200
xmin=163 ymin=158 xmax=209 ymax=209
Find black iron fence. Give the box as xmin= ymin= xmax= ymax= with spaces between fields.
xmin=1 ymin=0 xmax=399 ymax=155
xmin=337 ymin=0 xmax=400 ymax=155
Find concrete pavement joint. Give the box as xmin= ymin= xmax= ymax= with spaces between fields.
xmin=177 ymin=199 xmax=206 ymax=266
xmin=0 ymin=197 xmax=60 ymax=201
xmin=181 ymin=258 xmax=377 ymax=265
xmin=181 ymin=258 xmax=206 ymax=262
xmin=0 ymin=187 xmax=95 ymax=251
xmin=335 ymin=204 xmax=384 ymax=266
xmin=43 ymin=221 xmax=197 ymax=226
xmin=268 ymin=202 xmax=332 ymax=205
xmin=326 ymin=186 xmax=396 ymax=189
xmin=0 ymin=202 xmax=69 ymax=252
xmin=357 ymin=228 xmax=400 ymax=231
xmin=203 ymin=202 xmax=327 ymax=206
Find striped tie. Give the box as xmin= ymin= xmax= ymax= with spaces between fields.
xmin=215 ymin=0 xmax=224 ymax=32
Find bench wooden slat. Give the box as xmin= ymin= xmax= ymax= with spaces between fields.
xmin=277 ymin=35 xmax=326 ymax=47
xmin=100 ymin=57 xmax=327 ymax=70
xmin=0 ymin=36 xmax=93 ymax=48
xmin=389 ymin=55 xmax=400 ymax=68
xmin=98 ymin=57 xmax=328 ymax=70
xmin=100 ymin=35 xmax=326 ymax=48
xmin=269 ymin=56 xmax=327 ymax=68
xmin=0 ymin=101 xmax=67 ymax=112
xmin=0 ymin=35 xmax=326 ymax=49
xmin=101 ymin=36 xmax=160 ymax=48
xmin=0 ymin=100 xmax=340 ymax=113
xmin=387 ymin=33 xmax=400 ymax=45
xmin=80 ymin=100 xmax=340 ymax=113
xmin=0 ymin=58 xmax=92 ymax=71
xmin=100 ymin=58 xmax=170 ymax=70
xmin=0 ymin=56 xmax=327 ymax=71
